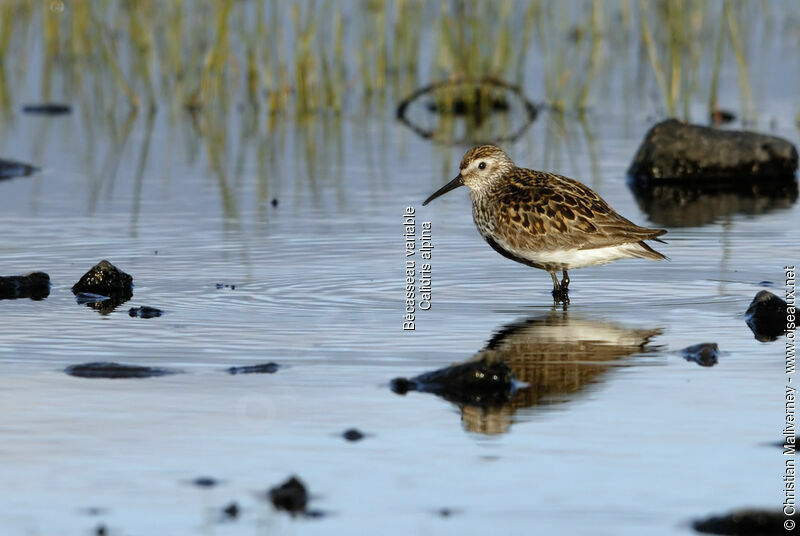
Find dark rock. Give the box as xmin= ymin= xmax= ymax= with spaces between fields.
xmin=692 ymin=509 xmax=785 ymax=535
xmin=227 ymin=362 xmax=279 ymax=375
xmin=72 ymin=260 xmax=133 ymax=297
xmin=268 ymin=476 xmax=308 ymax=515
xmin=222 ymin=502 xmax=239 ymax=519
xmin=680 ymin=343 xmax=719 ymax=367
xmin=390 ymin=358 xmax=516 ymax=406
xmin=192 ymin=476 xmax=218 ymax=488
xmin=342 ymin=428 xmax=365 ymax=442
xmin=0 ymin=158 xmax=38 ymax=179
xmin=629 ymin=119 xmax=797 ymax=182
xmin=129 ymin=306 xmax=163 ymax=318
xmin=629 ymin=178 xmax=797 ymax=227
xmin=746 ymin=290 xmax=788 ymax=342
xmin=22 ymin=103 xmax=71 ymax=115
xmin=0 ymin=272 xmax=50 ymax=300
xmin=65 ymin=362 xmax=175 ymax=379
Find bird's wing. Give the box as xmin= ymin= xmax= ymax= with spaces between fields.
xmin=489 ymin=171 xmax=666 ymax=251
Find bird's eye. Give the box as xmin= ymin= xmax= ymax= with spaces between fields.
xmin=478 ymin=161 xmax=486 ymax=170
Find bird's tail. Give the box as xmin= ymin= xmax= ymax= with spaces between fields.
xmin=629 ymin=240 xmax=668 ymax=261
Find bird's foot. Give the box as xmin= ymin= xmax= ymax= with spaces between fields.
xmin=551 ymin=288 xmax=570 ymax=305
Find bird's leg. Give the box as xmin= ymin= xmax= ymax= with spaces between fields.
xmin=550 ymin=271 xmax=570 ymax=305
xmin=561 ymin=270 xmax=570 ymax=291
xmin=550 ymin=272 xmax=560 ymax=293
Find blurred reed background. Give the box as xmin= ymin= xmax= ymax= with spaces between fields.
xmin=0 ymin=0 xmax=798 ymax=221
xmin=0 ymin=0 xmax=797 ymax=121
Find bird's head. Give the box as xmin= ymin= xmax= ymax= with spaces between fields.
xmin=423 ymin=145 xmax=515 ymax=205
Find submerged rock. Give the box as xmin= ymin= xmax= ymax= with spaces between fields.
xmin=0 ymin=271 xmax=50 ymax=300
xmin=22 ymin=103 xmax=72 ymax=115
xmin=129 ymin=306 xmax=163 ymax=318
xmin=0 ymin=158 xmax=38 ymax=179
xmin=342 ymin=428 xmax=365 ymax=442
xmin=72 ymin=260 xmax=133 ymax=296
xmin=680 ymin=343 xmax=720 ymax=367
xmin=268 ymin=476 xmax=308 ymax=516
xmin=692 ymin=509 xmax=784 ymax=535
xmin=390 ymin=358 xmax=516 ymax=406
xmin=191 ymin=476 xmax=218 ymax=488
xmin=65 ymin=362 xmax=175 ymax=379
xmin=745 ymin=290 xmax=788 ymax=342
xmin=226 ymin=362 xmax=279 ymax=375
xmin=629 ymin=119 xmax=797 ymax=182
xmin=680 ymin=342 xmax=719 ymax=367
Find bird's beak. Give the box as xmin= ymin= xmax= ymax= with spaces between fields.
xmin=422 ymin=174 xmax=464 ymax=206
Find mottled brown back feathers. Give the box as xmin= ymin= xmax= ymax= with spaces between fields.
xmin=473 ymin=166 xmax=666 ymax=253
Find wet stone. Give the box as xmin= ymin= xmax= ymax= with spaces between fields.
xmin=629 ymin=119 xmax=798 ymax=182
xmin=745 ymin=290 xmax=788 ymax=342
xmin=680 ymin=343 xmax=720 ymax=367
xmin=692 ymin=509 xmax=785 ymax=535
xmin=65 ymin=362 xmax=175 ymax=379
xmin=227 ymin=362 xmax=279 ymax=375
xmin=268 ymin=476 xmax=308 ymax=516
xmin=72 ymin=260 xmax=133 ymax=296
xmin=390 ymin=358 xmax=516 ymax=406
xmin=0 ymin=272 xmax=50 ymax=301
xmin=129 ymin=306 xmax=163 ymax=318
xmin=342 ymin=428 xmax=365 ymax=442
xmin=0 ymin=158 xmax=38 ymax=179
xmin=22 ymin=103 xmax=72 ymax=115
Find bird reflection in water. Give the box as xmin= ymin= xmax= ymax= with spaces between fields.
xmin=391 ymin=312 xmax=662 ymax=435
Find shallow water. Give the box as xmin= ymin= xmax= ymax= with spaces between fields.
xmin=2 ymin=14 xmax=800 ymax=536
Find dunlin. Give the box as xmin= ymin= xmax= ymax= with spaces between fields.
xmin=423 ymin=145 xmax=666 ymax=302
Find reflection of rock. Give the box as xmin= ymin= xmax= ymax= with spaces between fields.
xmin=392 ymin=314 xmax=662 ymax=434
xmin=396 ymin=77 xmax=538 ymax=144
xmin=65 ymin=362 xmax=176 ymax=379
xmin=629 ymin=119 xmax=797 ymax=181
xmin=75 ymin=291 xmax=132 ymax=315
xmin=679 ymin=343 xmax=719 ymax=367
xmin=0 ymin=158 xmax=38 ymax=179
xmin=629 ymin=179 xmax=798 ymax=227
xmin=0 ymin=272 xmax=50 ymax=300
xmin=746 ymin=290 xmax=788 ymax=342
xmin=692 ymin=509 xmax=784 ymax=535
xmin=22 ymin=103 xmax=72 ymax=115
